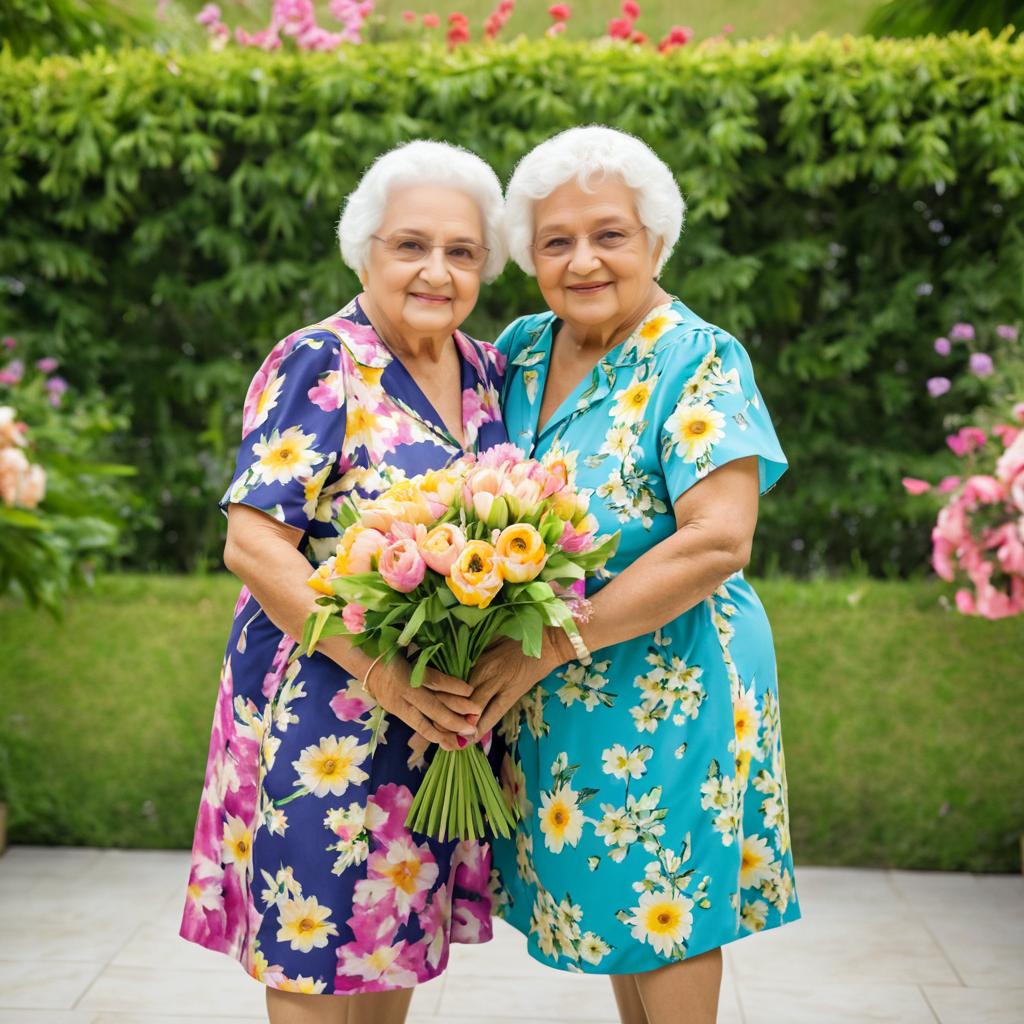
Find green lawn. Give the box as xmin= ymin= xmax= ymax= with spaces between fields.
xmin=0 ymin=573 xmax=1021 ymax=870
xmin=162 ymin=0 xmax=882 ymax=49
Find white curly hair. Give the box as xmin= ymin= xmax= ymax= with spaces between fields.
xmin=503 ymin=125 xmax=685 ymax=277
xmin=337 ymin=140 xmax=507 ymax=283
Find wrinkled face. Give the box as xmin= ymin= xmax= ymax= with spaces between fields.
xmin=531 ymin=176 xmax=662 ymax=332
xmin=362 ymin=183 xmax=486 ymax=341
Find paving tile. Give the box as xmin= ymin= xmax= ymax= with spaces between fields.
xmin=923 ymin=985 xmax=1024 ymax=1024
xmin=76 ymin=965 xmax=267 ymax=1017
xmin=438 ymin=972 xmax=620 ymax=1022
xmin=108 ymin=926 xmax=249 ymax=975
xmin=0 ymin=961 xmax=103 ymax=1010
xmin=726 ymin=913 xmax=959 ymax=988
xmin=408 ymin=973 xmax=444 ymax=1016
xmin=794 ymin=866 xmax=905 ymax=917
xmin=739 ymin=981 xmax=938 ymax=1023
xmin=0 ymin=847 xmax=102 ymax=885
xmin=0 ymin=1012 xmax=93 ymax=1023
xmin=922 ymin=911 xmax=1024 ymax=989
xmin=84 ymin=1016 xmax=263 ymax=1023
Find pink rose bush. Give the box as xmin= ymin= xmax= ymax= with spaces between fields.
xmin=905 ymin=319 xmax=1023 ymax=619
xmin=0 ymin=336 xmax=131 ymax=610
xmin=301 ymin=444 xmax=619 ymax=840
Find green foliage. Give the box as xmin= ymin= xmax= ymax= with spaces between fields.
xmin=865 ymin=1 xmax=1024 ymax=38
xmin=1 ymin=34 xmax=1023 ymax=575
xmin=0 ymin=0 xmax=156 ymax=57
xmin=0 ymin=350 xmax=138 ymax=611
xmin=1 ymin=573 xmax=1021 ymax=871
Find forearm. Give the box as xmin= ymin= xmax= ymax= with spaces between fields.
xmin=225 ymin=521 xmax=374 ymax=681
xmin=534 ymin=524 xmax=747 ymax=680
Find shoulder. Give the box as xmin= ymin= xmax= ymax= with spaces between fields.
xmin=495 ymin=311 xmax=555 ymax=362
xmin=651 ymin=303 xmax=752 ymax=381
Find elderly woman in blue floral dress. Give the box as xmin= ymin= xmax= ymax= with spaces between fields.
xmin=470 ymin=126 xmax=801 ymax=1024
xmin=179 ymin=141 xmax=510 ymax=1023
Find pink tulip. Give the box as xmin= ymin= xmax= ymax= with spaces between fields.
xmin=341 ymin=603 xmax=367 ymax=633
xmin=378 ymin=539 xmax=426 ymax=592
xmin=559 ymin=516 xmax=597 ymax=553
xmin=901 ymin=477 xmax=931 ymax=495
xmin=418 ymin=523 xmax=467 ymax=576
xmin=472 ymin=490 xmax=495 ymax=521
xmin=337 ymin=526 xmax=387 ymax=574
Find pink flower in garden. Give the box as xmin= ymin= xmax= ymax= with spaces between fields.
xmin=422 ymin=12 xmax=439 ymax=27
xmin=901 ymin=477 xmax=931 ymax=495
xmin=992 ymin=424 xmax=1020 ymax=448
xmin=0 ymin=360 xmax=24 ymax=386
xmin=607 ymin=16 xmax=632 ymax=39
xmin=341 ymin=602 xmax=367 ymax=633
xmin=946 ymin=426 xmax=987 ymax=457
xmin=447 ymin=11 xmax=470 ymax=47
xmin=933 ymin=337 xmax=951 ymax=356
xmin=937 ymin=475 xmax=961 ymax=494
xmin=659 ymin=24 xmax=693 ymax=52
xmin=631 ymin=30 xmax=647 ymax=44
xmin=548 ymin=3 xmax=570 ymax=18
xmin=961 ymin=475 xmax=1004 ymax=504
xmin=622 ymin=0 xmax=640 ymax=18
xmin=35 ymin=357 xmax=59 ymax=373
xmin=926 ymin=376 xmax=951 ymax=397
xmin=1 ymin=337 xmax=15 ymax=350
xmin=378 ymin=538 xmax=426 ymax=592
xmin=969 ymin=352 xmax=994 ymax=376
xmin=196 ymin=2 xmax=222 ymax=26
xmin=1014 ymin=402 xmax=1024 ymax=424
xmin=950 ymin=322 xmax=975 ymax=341
xmin=996 ymin=324 xmax=1019 ymax=341
xmin=722 ymin=22 xmax=735 ymax=34
xmin=401 ymin=9 xmax=416 ymax=22
xmin=954 ymin=589 xmax=976 ymax=614
xmin=546 ymin=21 xmax=566 ymax=36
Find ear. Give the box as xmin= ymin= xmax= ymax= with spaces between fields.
xmin=651 ymin=236 xmax=665 ymax=278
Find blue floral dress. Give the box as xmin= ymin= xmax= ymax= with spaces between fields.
xmin=490 ymin=299 xmax=800 ymax=974
xmin=179 ymin=298 xmax=508 ymax=995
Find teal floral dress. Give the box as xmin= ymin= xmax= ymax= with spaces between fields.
xmin=490 ymin=299 xmax=800 ymax=974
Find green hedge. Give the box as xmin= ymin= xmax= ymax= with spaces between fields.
xmin=1 ymin=34 xmax=1023 ymax=573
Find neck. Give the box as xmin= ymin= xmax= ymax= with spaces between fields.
xmin=561 ymin=282 xmax=670 ymax=352
xmin=360 ymin=293 xmax=451 ymax=363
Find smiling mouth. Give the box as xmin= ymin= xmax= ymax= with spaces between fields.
xmin=410 ymin=293 xmax=452 ymax=304
xmin=567 ymin=282 xmax=612 ymax=294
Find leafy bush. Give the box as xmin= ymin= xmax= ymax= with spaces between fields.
xmin=0 ymin=338 xmax=137 ymax=610
xmin=0 ymin=0 xmax=156 ymax=57
xmin=1 ymin=33 xmax=1022 ymax=574
xmin=866 ymin=1 xmax=1024 ymax=38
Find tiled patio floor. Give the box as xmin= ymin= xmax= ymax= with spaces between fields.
xmin=0 ymin=848 xmax=1021 ymax=1023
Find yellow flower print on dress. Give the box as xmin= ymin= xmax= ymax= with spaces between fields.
xmin=625 ymin=890 xmax=694 ymax=956
xmin=664 ymin=402 xmax=726 ymax=464
xmin=611 ymin=376 xmax=658 ymax=425
xmin=252 ymin=426 xmax=323 ymax=485
xmin=739 ymin=833 xmax=777 ymax=889
xmin=276 ymin=894 xmax=339 ymax=953
xmin=292 ymin=734 xmax=369 ymax=798
xmin=539 ymin=784 xmax=584 ymax=853
xmin=221 ymin=814 xmax=253 ymax=870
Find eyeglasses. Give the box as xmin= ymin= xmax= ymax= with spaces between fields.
xmin=531 ymin=225 xmax=648 ymax=261
xmin=370 ymin=233 xmax=489 ymax=271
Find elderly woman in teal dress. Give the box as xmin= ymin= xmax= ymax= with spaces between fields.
xmin=470 ymin=126 xmax=801 ymax=1024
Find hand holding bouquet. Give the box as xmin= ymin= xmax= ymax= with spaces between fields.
xmin=303 ymin=443 xmax=619 ymax=841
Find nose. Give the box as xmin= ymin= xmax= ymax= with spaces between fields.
xmin=420 ymin=247 xmax=451 ymax=286
xmin=567 ymin=236 xmax=601 ymax=275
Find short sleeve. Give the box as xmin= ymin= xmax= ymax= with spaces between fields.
xmin=494 ymin=316 xmax=529 ymax=361
xmin=656 ymin=327 xmax=787 ymax=504
xmin=220 ymin=330 xmax=347 ymax=532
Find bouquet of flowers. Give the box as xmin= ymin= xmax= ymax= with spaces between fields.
xmin=303 ymin=443 xmax=619 ymax=841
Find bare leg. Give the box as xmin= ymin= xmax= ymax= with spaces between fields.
xmin=610 ymin=974 xmax=649 ymax=1024
xmin=266 ymin=987 xmax=413 ymax=1024
xmin=633 ymin=948 xmax=723 ymax=1024
xmin=266 ymin=988 xmax=348 ymax=1024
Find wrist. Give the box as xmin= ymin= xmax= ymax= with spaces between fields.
xmin=540 ymin=625 xmax=577 ymax=678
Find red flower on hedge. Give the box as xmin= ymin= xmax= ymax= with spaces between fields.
xmin=422 ymin=12 xmax=439 ymax=28
xmin=658 ymin=24 xmax=693 ymax=53
xmin=622 ymin=0 xmax=640 ymax=18
xmin=447 ymin=11 xmax=470 ymax=47
xmin=607 ymin=16 xmax=631 ymax=39
xmin=548 ymin=2 xmax=570 ymax=18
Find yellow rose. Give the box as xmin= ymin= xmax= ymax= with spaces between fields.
xmin=447 ymin=540 xmax=504 ymax=608
xmin=307 ymin=557 xmax=337 ymax=596
xmin=495 ymin=524 xmax=548 ymax=583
